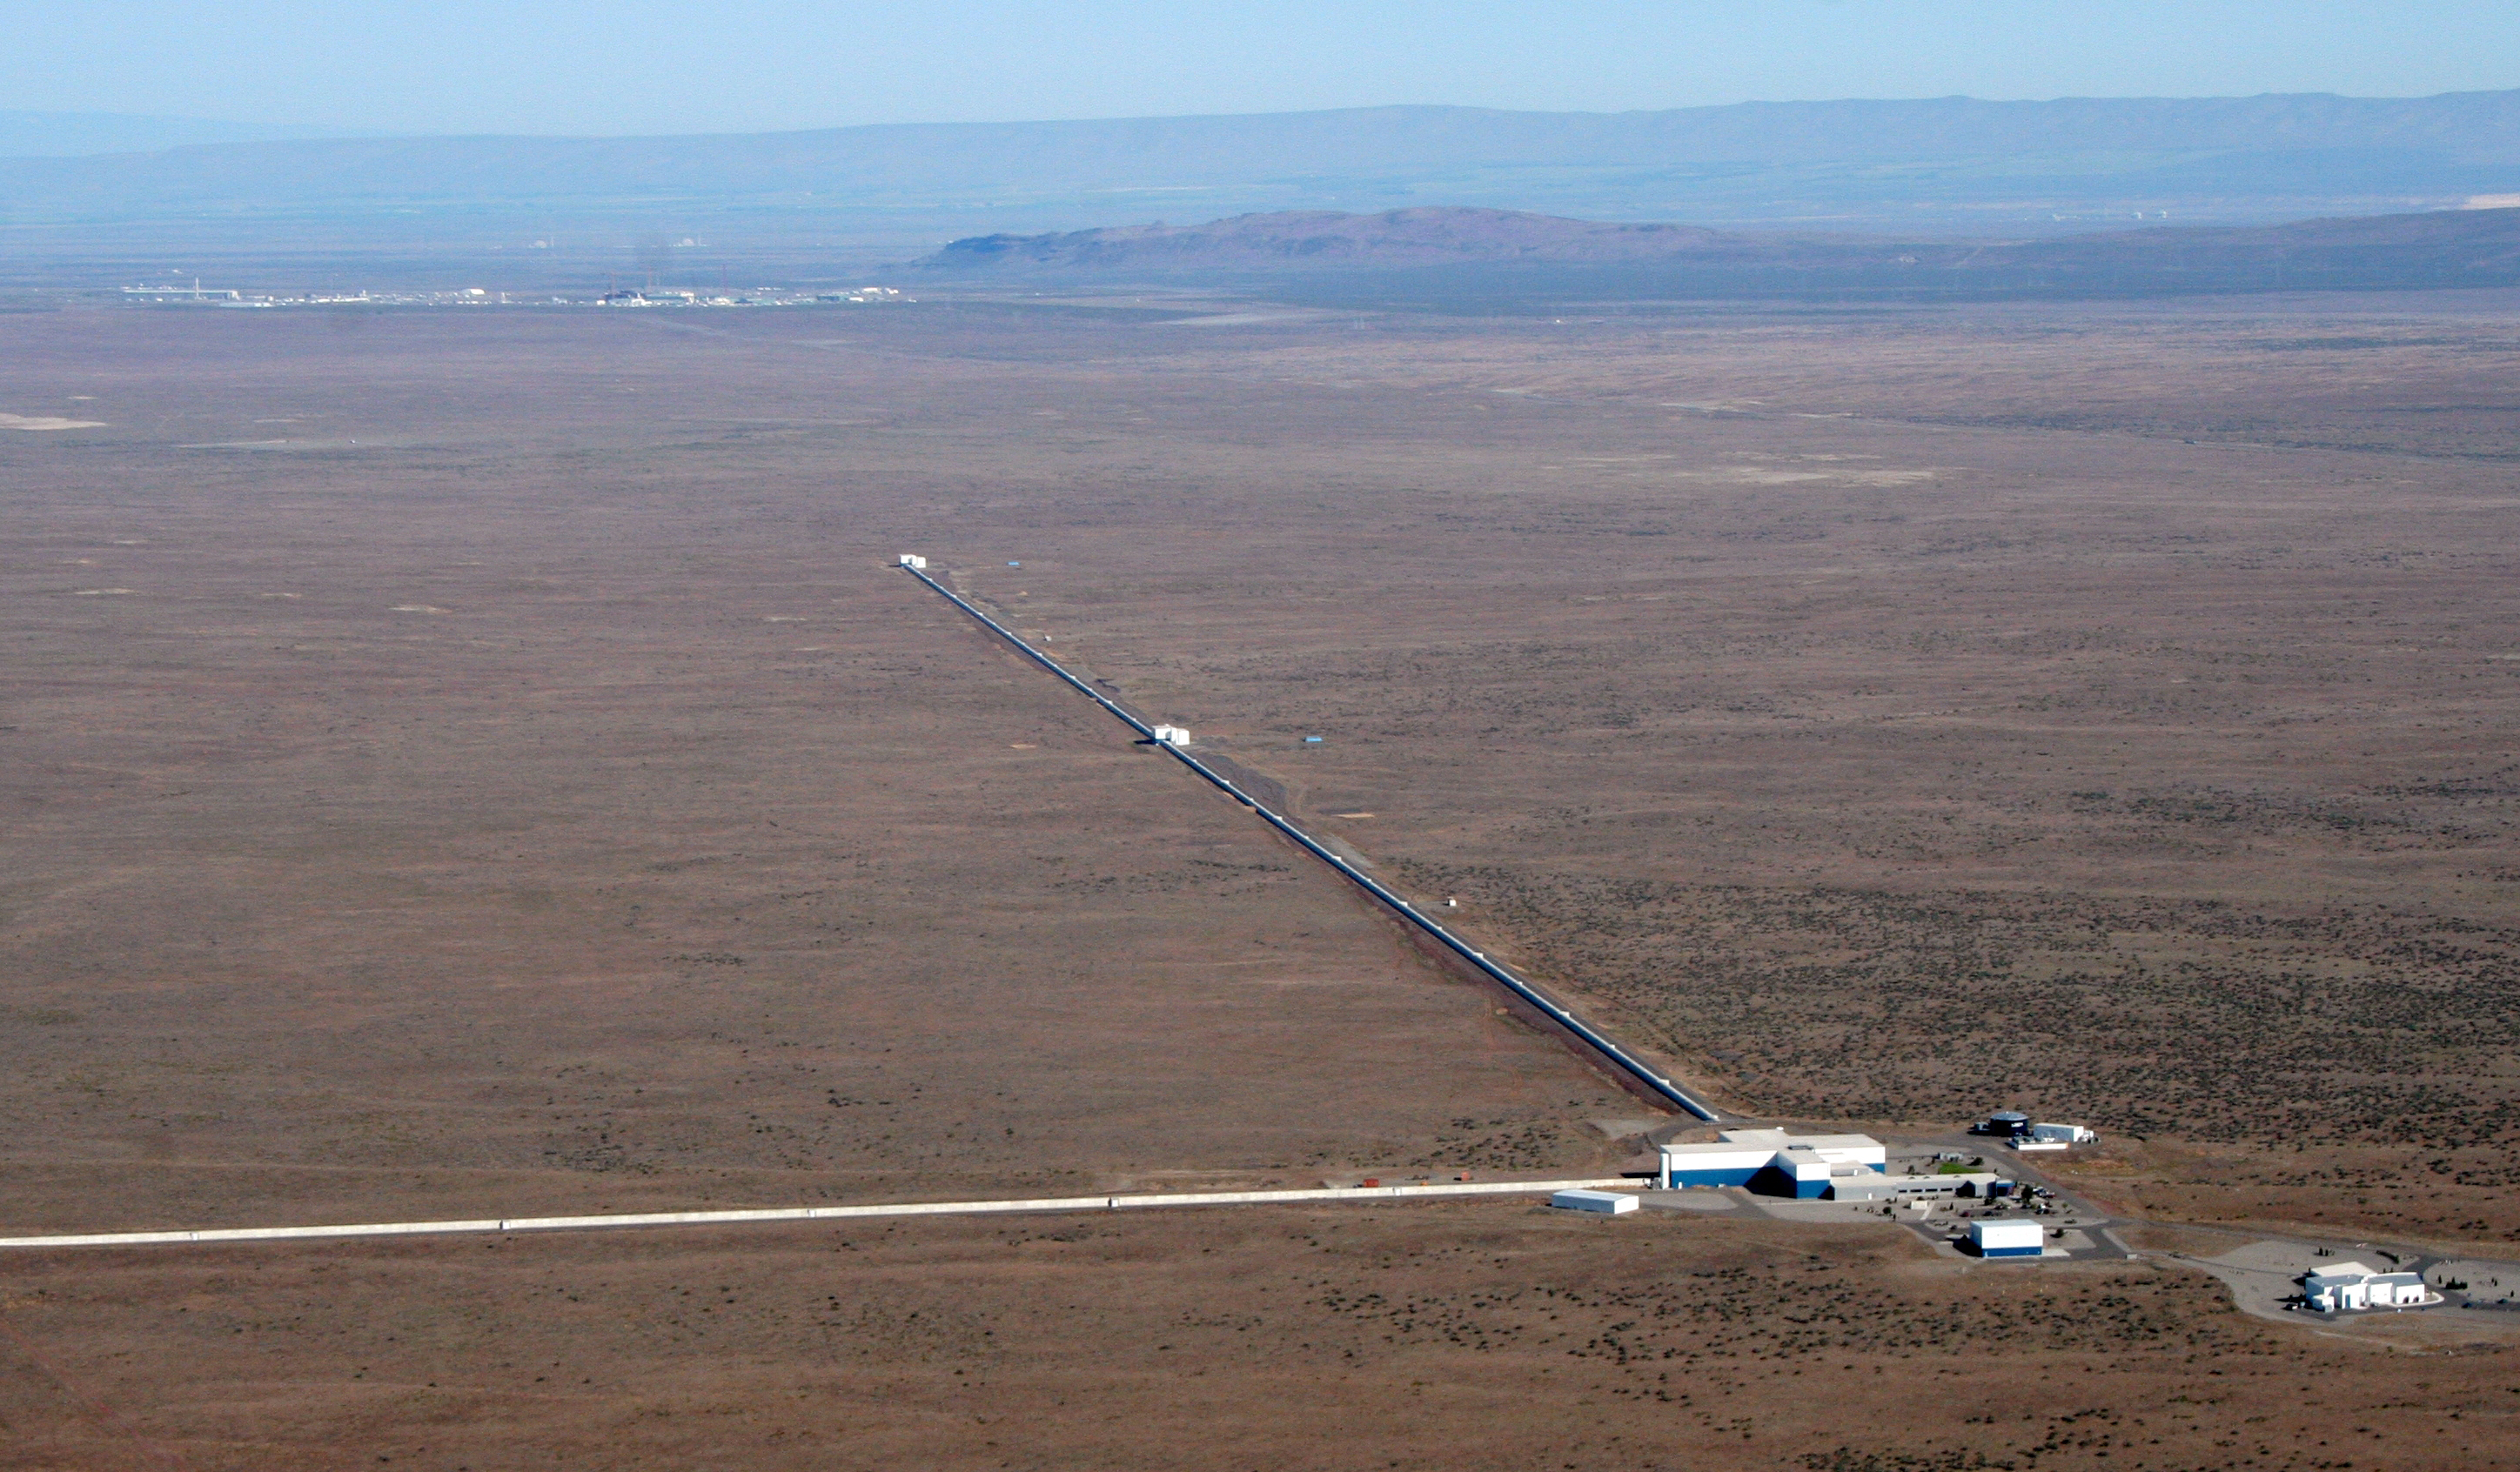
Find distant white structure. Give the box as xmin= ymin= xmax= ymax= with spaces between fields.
xmin=122 ymin=280 xmax=239 ymax=301
xmin=1971 ymin=1220 xmax=2046 ymax=1258
xmin=2302 ymin=1261 xmax=2436 ymax=1313
xmin=1551 ymin=1188 xmax=1638 ymax=1215
xmin=2007 ymin=1138 xmax=2069 ymax=1153
xmin=1151 ymin=725 xmax=1190 ymax=747
xmin=897 ymin=554 xmax=927 ymax=569
xmin=2030 ymin=1122 xmax=2098 ymax=1144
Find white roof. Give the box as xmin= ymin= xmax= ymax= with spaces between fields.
xmin=1659 ymin=1141 xmax=1781 ymax=1161
xmin=1674 ymin=1127 xmax=1883 ymax=1154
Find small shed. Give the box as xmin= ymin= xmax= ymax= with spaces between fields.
xmin=1151 ymin=725 xmax=1191 ymax=747
xmin=1551 ymin=1188 xmax=1638 ymax=1215
xmin=897 ymin=553 xmax=928 ymax=569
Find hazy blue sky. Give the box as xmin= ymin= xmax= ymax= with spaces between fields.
xmin=14 ymin=0 xmax=2515 ymax=135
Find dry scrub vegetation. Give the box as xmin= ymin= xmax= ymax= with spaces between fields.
xmin=7 ymin=291 xmax=2520 ymax=1462
xmin=1404 ymin=866 xmax=2520 ymax=1239
xmin=6 ymin=1206 xmax=2502 ymax=1472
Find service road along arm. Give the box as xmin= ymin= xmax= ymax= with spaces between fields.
xmin=0 ymin=1179 xmax=1640 ymax=1252
xmin=901 ymin=560 xmax=1719 ymax=1121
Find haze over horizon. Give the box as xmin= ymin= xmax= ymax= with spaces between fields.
xmin=7 ymin=1 xmax=2515 ymax=140
xmin=3 ymin=6 xmax=2515 ymax=289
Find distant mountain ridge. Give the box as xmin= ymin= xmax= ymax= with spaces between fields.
xmin=933 ymin=209 xmax=1738 ymax=269
xmin=921 ymin=204 xmax=2520 ymax=304
xmin=3 ymin=90 xmax=2517 ymax=248
xmin=0 ymin=110 xmax=354 ymax=158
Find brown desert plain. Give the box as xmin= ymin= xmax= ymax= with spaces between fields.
xmin=3 ymin=291 xmax=2520 ymax=1468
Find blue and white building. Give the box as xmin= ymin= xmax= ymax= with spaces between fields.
xmin=1655 ymin=1127 xmax=1887 ymax=1198
xmin=1970 ymin=1220 xmax=2047 ymax=1258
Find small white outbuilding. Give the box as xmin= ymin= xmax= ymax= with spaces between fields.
xmin=897 ymin=553 xmax=928 ymax=569
xmin=1551 ymin=1188 xmax=1639 ymax=1215
xmin=1151 ymin=725 xmax=1191 ymax=747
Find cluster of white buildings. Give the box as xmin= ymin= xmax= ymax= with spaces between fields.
xmin=1974 ymin=1112 xmax=2099 ymax=1152
xmin=120 ymin=283 xmax=912 ymax=311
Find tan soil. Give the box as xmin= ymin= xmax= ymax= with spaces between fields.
xmin=4 ymin=293 xmax=2518 ymax=1466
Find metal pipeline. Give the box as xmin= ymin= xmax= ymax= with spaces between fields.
xmin=901 ymin=560 xmax=1719 ymax=1121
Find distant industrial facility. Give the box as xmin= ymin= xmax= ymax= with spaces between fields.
xmin=1657 ymin=1127 xmax=1885 ymax=1197
xmin=122 ymin=280 xmax=239 ymax=301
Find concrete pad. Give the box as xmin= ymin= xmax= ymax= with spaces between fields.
xmin=2430 ymin=1259 xmax=2520 ymax=1308
xmin=1586 ymin=1117 xmax=1666 ymax=1140
xmin=1635 ymin=1190 xmax=1740 ymax=1214
xmin=2182 ymin=1241 xmax=2346 ymax=1322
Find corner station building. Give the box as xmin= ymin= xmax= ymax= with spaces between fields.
xmin=1656 ymin=1127 xmax=1887 ymax=1198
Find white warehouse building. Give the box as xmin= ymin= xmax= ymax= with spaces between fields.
xmin=1657 ymin=1127 xmax=1886 ymax=1198
xmin=2301 ymin=1262 xmax=2436 ymax=1313
xmin=1551 ymin=1188 xmax=1639 ymax=1215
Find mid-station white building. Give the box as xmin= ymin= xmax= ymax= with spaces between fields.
xmin=1656 ymin=1127 xmax=1887 ymax=1198
xmin=2302 ymin=1262 xmax=2436 ymax=1313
